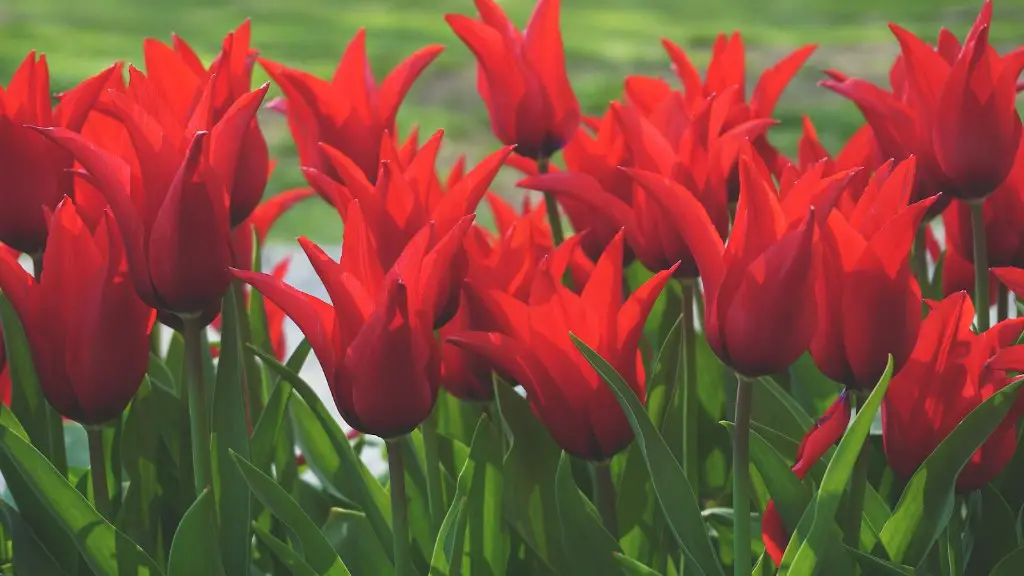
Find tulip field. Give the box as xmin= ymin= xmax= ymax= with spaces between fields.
xmin=6 ymin=0 xmax=1024 ymax=575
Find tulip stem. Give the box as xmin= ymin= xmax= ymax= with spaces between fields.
xmin=183 ymin=315 xmax=213 ymax=496
xmin=386 ymin=437 xmax=414 ymax=576
xmin=998 ymin=283 xmax=1010 ymax=322
xmin=421 ymin=410 xmax=444 ymax=538
xmin=537 ymin=157 xmax=565 ymax=246
xmin=843 ymin=394 xmax=869 ymax=550
xmin=593 ymin=460 xmax=619 ymax=539
xmin=732 ymin=374 xmax=754 ymax=576
xmin=87 ymin=426 xmax=111 ymax=519
xmin=969 ymin=200 xmax=990 ymax=332
xmin=681 ymin=282 xmax=699 ymax=506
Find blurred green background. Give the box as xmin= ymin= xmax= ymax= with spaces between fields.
xmin=3 ymin=0 xmax=1023 ymax=244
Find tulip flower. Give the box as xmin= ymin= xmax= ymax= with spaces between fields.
xmin=144 ymin=21 xmax=271 ymax=225
xmin=304 ymin=130 xmax=512 ymax=326
xmin=448 ymin=231 xmax=674 ymax=460
xmin=811 ymin=158 xmax=938 ymax=390
xmin=628 ymin=152 xmax=818 ymax=377
xmin=882 ymin=291 xmax=1024 ymax=492
xmin=35 ymin=75 xmax=269 ymax=318
xmin=0 ymin=53 xmax=117 ymax=255
xmin=446 ymin=0 xmax=580 ymax=161
xmin=231 ymin=185 xmax=316 ymax=271
xmin=0 ymin=198 xmax=153 ymax=425
xmin=762 ymin=391 xmax=852 ymax=565
xmin=440 ymin=195 xmax=591 ymax=401
xmin=261 ymin=30 xmax=444 ymax=190
xmin=235 ymin=203 xmax=473 ymax=438
xmin=795 ymin=117 xmax=882 ymax=213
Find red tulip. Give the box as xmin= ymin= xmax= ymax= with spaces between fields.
xmin=231 ymin=185 xmax=316 ymax=270
xmin=35 ymin=74 xmax=269 ymax=317
xmin=304 ymin=130 xmax=513 ymax=327
xmin=762 ymin=391 xmax=852 ymax=566
xmin=446 ymin=0 xmax=580 ymax=160
xmin=145 ymin=21 xmax=270 ymax=225
xmin=944 ymin=134 xmax=1024 ymax=270
xmin=811 ymin=158 xmax=938 ymax=390
xmin=0 ymin=198 xmax=153 ymax=425
xmin=260 ymin=29 xmax=444 ymax=191
xmin=628 ymin=151 xmax=818 ymax=377
xmin=0 ymin=53 xmax=117 ymax=254
xmin=795 ymin=117 xmax=883 ymax=213
xmin=234 ymin=204 xmax=473 ymax=438
xmin=448 ymin=231 xmax=674 ymax=460
xmin=882 ymin=291 xmax=1024 ymax=492
xmin=440 ymin=194 xmax=591 ymax=401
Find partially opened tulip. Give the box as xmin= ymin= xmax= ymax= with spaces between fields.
xmin=0 ymin=198 xmax=153 ymax=425
xmin=145 ymin=21 xmax=271 ymax=225
xmin=446 ymin=0 xmax=580 ymax=162
xmin=235 ymin=203 xmax=473 ymax=438
xmin=883 ymin=291 xmax=1024 ymax=492
xmin=34 ymin=75 xmax=269 ymax=318
xmin=448 ymin=231 xmax=674 ymax=461
xmin=261 ymin=30 xmax=444 ymax=190
xmin=231 ymin=185 xmax=316 ymax=271
xmin=811 ymin=158 xmax=938 ymax=390
xmin=0 ymin=53 xmax=117 ymax=256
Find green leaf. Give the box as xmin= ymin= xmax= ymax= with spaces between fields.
xmin=880 ymin=379 xmax=1024 ymax=566
xmin=788 ymin=354 xmax=843 ymax=420
xmin=118 ymin=377 xmax=162 ymax=557
xmin=0 ymin=500 xmax=66 ymax=575
xmin=0 ymin=295 xmax=66 ymax=473
xmin=250 ymin=380 xmax=292 ymax=473
xmin=753 ymin=375 xmax=815 ymax=443
xmin=211 ymin=289 xmax=253 ymax=576
xmin=613 ymin=552 xmax=663 ymax=576
xmin=753 ymin=552 xmax=777 ymax=576
xmin=147 ymin=353 xmax=176 ymax=395
xmin=965 ymin=485 xmax=1018 ymax=575
xmin=571 ymin=334 xmax=724 ymax=576
xmin=785 ymin=357 xmax=893 ymax=575
xmin=555 ymin=453 xmax=621 ymax=576
xmin=167 ymin=488 xmax=225 ymax=576
xmin=495 ymin=382 xmax=569 ymax=574
xmin=991 ymin=547 xmax=1024 ymax=576
xmin=430 ymin=415 xmax=505 ymax=575
xmin=323 ymin=509 xmax=393 ymax=576
xmin=253 ymin=524 xmax=319 ymax=576
xmin=0 ymin=414 xmax=161 ymax=575
xmin=231 ymin=450 xmax=350 ymax=576
xmin=252 ymin=344 xmax=395 ymax=560
xmin=846 ymin=547 xmax=916 ymax=576
xmin=726 ymin=424 xmax=810 ymax=533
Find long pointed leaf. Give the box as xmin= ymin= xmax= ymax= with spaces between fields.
xmin=555 ymin=452 xmax=621 ymax=576
xmin=167 ymin=488 xmax=225 ymax=576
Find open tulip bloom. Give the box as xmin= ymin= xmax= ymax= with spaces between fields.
xmin=4 ymin=2 xmax=1024 ymax=576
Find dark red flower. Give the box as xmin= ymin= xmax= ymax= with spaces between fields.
xmin=234 ymin=203 xmax=473 ymax=438
xmin=260 ymin=29 xmax=443 ymax=191
xmin=446 ymin=0 xmax=580 ymax=160
xmin=0 ymin=53 xmax=117 ymax=254
xmin=795 ymin=117 xmax=883 ymax=214
xmin=762 ymin=392 xmax=852 ymax=566
xmin=36 ymin=74 xmax=269 ymax=317
xmin=882 ymin=291 xmax=1024 ymax=492
xmin=628 ymin=151 xmax=819 ymax=377
xmin=304 ymin=130 xmax=513 ymax=327
xmin=0 ymin=198 xmax=153 ymax=425
xmin=811 ymin=158 xmax=938 ymax=390
xmin=439 ymin=194 xmax=591 ymax=401
xmin=448 ymin=231 xmax=674 ymax=460
xmin=145 ymin=20 xmax=271 ymax=225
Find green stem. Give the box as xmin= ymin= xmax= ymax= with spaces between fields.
xmin=593 ymin=461 xmax=619 ymax=539
xmin=733 ymin=374 xmax=754 ymax=576
xmin=232 ymin=281 xmax=261 ymax=432
xmin=681 ymin=282 xmax=699 ymax=502
xmin=422 ymin=410 xmax=444 ymax=538
xmin=998 ymin=283 xmax=1009 ymax=323
xmin=87 ymin=426 xmax=111 ymax=519
xmin=537 ymin=157 xmax=565 ymax=246
xmin=843 ymin=394 xmax=869 ymax=549
xmin=969 ymin=201 xmax=990 ymax=332
xmin=911 ymin=225 xmax=928 ymax=287
xmin=387 ymin=438 xmax=414 ymax=576
xmin=183 ymin=315 xmax=213 ymax=496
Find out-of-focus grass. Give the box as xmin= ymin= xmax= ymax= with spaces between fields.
xmin=2 ymin=0 xmax=1023 ymax=242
